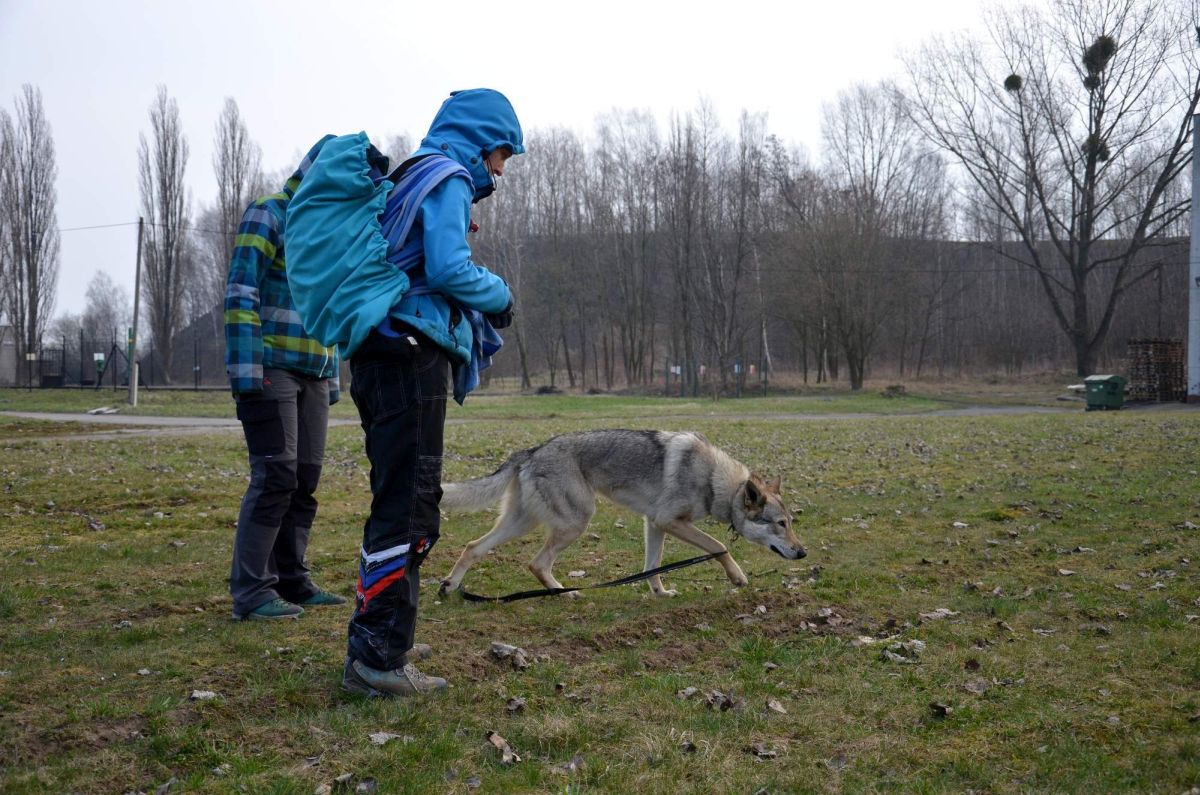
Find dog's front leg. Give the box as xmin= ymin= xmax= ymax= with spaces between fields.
xmin=664 ymin=520 xmax=749 ymax=588
xmin=644 ymin=518 xmax=677 ymax=597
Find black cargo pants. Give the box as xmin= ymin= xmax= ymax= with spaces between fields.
xmin=346 ymin=328 xmax=449 ymax=671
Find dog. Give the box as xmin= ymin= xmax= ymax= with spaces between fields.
xmin=437 ymin=429 xmax=806 ymax=597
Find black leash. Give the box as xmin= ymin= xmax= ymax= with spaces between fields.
xmin=456 ymin=550 xmax=726 ymax=603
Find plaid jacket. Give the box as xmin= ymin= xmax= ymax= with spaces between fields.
xmin=224 ymin=138 xmax=340 ymax=402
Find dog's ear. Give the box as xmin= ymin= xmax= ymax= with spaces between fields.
xmin=743 ymin=477 xmax=766 ymax=510
xmin=766 ymin=475 xmax=782 ymax=494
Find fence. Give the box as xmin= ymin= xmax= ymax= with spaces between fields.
xmin=4 ymin=330 xmax=231 ymax=390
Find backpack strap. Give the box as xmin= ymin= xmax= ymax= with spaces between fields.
xmin=377 ymin=155 xmax=470 ymax=275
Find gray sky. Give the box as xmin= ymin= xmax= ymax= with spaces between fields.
xmin=0 ymin=0 xmax=990 ymax=321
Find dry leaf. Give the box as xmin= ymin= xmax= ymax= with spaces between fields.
xmin=550 ymin=753 xmax=585 ymax=775
xmin=1057 ymin=569 xmax=1076 ymax=576
xmin=765 ymin=698 xmax=788 ymax=715
xmin=929 ymin=701 xmax=953 ymax=718
xmin=490 ymin=642 xmax=530 ymax=670
xmin=918 ymin=608 xmax=960 ymax=622
xmin=746 ymin=742 xmax=778 ymax=760
xmin=486 ymin=731 xmax=521 ymax=765
xmin=368 ymin=732 xmax=411 ymax=746
xmin=880 ymin=639 xmax=925 ymax=664
xmin=962 ymin=679 xmax=989 ymax=696
xmin=505 ymin=697 xmax=526 ymax=713
xmin=705 ymin=690 xmax=742 ymax=711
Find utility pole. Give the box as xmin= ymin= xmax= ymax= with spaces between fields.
xmin=1190 ymin=115 xmax=1200 ymax=402
xmin=128 ymin=217 xmax=143 ymax=406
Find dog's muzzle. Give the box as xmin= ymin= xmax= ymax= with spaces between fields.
xmin=770 ymin=544 xmax=807 ymax=560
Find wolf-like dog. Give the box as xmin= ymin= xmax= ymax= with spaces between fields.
xmin=438 ymin=429 xmax=806 ymax=597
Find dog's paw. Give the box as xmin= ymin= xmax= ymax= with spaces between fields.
xmin=731 ymin=574 xmax=750 ymax=588
xmin=651 ymin=588 xmax=679 ymax=598
xmin=437 ymin=579 xmax=456 ymax=597
xmin=559 ymin=589 xmax=582 ymax=599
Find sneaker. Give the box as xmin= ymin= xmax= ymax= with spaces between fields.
xmin=341 ymin=658 xmax=447 ymax=697
xmin=234 ymin=598 xmax=304 ymax=621
xmin=297 ymin=589 xmax=348 ymax=607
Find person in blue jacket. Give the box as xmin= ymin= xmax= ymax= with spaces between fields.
xmin=336 ymin=89 xmax=520 ymax=697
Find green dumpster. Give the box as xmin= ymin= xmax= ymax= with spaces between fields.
xmin=1084 ymin=374 xmax=1127 ymax=411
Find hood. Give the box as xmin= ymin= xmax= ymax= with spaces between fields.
xmin=414 ymin=88 xmax=523 ymax=202
xmin=281 ymin=134 xmax=337 ymax=200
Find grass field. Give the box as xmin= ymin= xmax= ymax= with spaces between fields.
xmin=0 ymin=386 xmax=956 ymax=423
xmin=1 ymin=402 xmax=1197 ymax=793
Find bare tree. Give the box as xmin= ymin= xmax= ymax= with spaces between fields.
xmin=0 ymin=84 xmax=60 ymax=360
xmin=199 ymin=98 xmax=262 ymax=330
xmin=379 ymin=134 xmax=414 ymax=167
xmin=905 ymin=0 xmax=1200 ymax=375
xmin=781 ymin=83 xmax=947 ymax=390
xmin=138 ymin=85 xmax=193 ymax=382
xmin=82 ymin=270 xmax=131 ymax=345
xmin=592 ymin=109 xmax=661 ymax=387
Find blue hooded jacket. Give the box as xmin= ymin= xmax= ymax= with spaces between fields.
xmin=284 ymin=89 xmax=521 ymax=367
xmin=384 ymin=89 xmax=522 ymax=356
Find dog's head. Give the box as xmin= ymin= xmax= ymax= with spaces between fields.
xmin=733 ymin=474 xmax=806 ymax=560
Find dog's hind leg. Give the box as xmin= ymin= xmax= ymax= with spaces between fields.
xmin=440 ymin=502 xmax=538 ymax=594
xmin=643 ymin=517 xmax=678 ymax=597
xmin=662 ymin=520 xmax=749 ymax=588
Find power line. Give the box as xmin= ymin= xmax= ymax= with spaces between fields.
xmin=58 ymin=219 xmax=236 ymax=235
xmin=57 ymin=221 xmax=141 ymax=233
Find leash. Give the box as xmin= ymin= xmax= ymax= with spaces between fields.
xmin=456 ymin=550 xmax=726 ymax=603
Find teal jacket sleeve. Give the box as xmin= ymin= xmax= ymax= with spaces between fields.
xmin=419 ymin=177 xmax=512 ymax=313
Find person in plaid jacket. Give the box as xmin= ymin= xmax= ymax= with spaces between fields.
xmin=224 ymin=137 xmax=346 ymax=621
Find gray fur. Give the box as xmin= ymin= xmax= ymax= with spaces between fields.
xmin=439 ymin=430 xmax=806 ymax=598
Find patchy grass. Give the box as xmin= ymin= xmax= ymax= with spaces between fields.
xmin=0 ymin=409 xmax=1197 ymax=793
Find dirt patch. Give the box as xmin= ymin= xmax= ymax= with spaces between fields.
xmin=27 ymin=715 xmax=150 ymax=761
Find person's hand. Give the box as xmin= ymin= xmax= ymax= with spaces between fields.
xmin=485 ymin=301 xmax=514 ymax=329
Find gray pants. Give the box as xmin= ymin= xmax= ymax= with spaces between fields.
xmin=230 ymin=368 xmax=330 ymax=615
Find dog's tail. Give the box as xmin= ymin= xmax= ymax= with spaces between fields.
xmin=440 ymin=456 xmax=523 ymax=512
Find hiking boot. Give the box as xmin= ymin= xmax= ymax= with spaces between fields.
xmin=341 ymin=658 xmax=447 ymax=697
xmin=297 ymin=589 xmax=347 ymax=607
xmin=234 ymin=598 xmax=304 ymax=621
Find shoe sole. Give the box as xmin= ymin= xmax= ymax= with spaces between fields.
xmin=231 ymin=610 xmax=304 ymax=621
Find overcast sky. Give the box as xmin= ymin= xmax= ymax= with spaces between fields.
xmin=0 ymin=0 xmax=993 ymax=321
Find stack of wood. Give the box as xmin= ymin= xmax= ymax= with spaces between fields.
xmin=1126 ymin=338 xmax=1185 ymax=402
